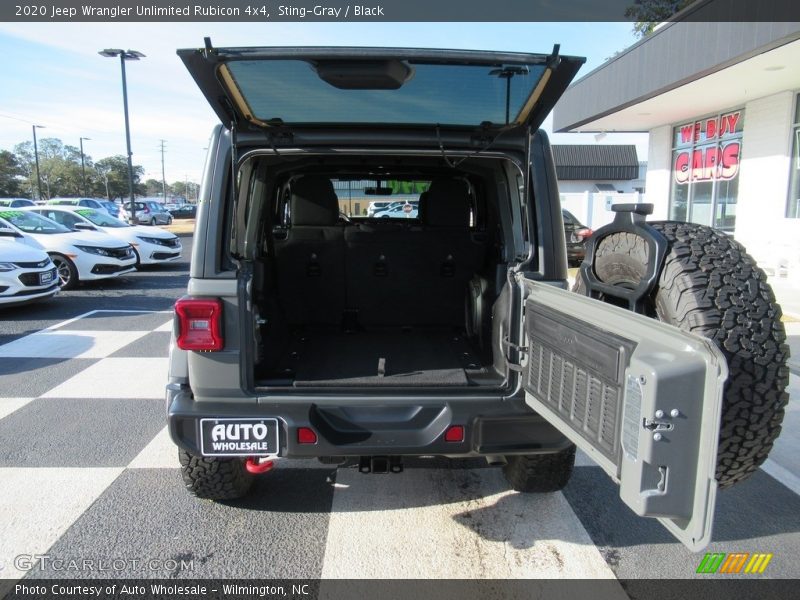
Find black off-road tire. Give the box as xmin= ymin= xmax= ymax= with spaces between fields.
xmin=503 ymin=445 xmax=576 ymax=493
xmin=179 ymin=449 xmax=254 ymax=500
xmin=574 ymin=222 xmax=789 ymax=489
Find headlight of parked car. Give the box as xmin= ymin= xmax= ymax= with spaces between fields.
xmin=74 ymin=245 xmax=112 ymax=257
xmin=0 ymin=262 xmax=17 ymax=272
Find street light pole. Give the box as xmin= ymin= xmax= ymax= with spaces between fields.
xmin=32 ymin=125 xmax=44 ymax=201
xmin=79 ymin=137 xmax=91 ymax=196
xmin=99 ymin=48 xmax=144 ymax=224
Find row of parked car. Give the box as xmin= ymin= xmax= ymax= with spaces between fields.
xmin=0 ymin=205 xmax=182 ymax=307
xmin=0 ymin=197 xmax=197 ymax=225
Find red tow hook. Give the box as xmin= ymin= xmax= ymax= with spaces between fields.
xmin=245 ymin=457 xmax=275 ymax=475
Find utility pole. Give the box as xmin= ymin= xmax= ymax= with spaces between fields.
xmin=79 ymin=137 xmax=91 ymax=196
xmin=159 ymin=139 xmax=167 ymax=203
xmin=32 ymin=125 xmax=45 ymax=201
xmin=99 ymin=48 xmax=144 ymax=224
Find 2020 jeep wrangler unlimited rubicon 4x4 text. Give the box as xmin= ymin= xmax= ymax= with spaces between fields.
xmin=166 ymin=42 xmax=788 ymax=551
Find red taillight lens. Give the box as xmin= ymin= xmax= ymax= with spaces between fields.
xmin=297 ymin=427 xmax=318 ymax=444
xmin=575 ymin=228 xmax=593 ymax=241
xmin=175 ymin=298 xmax=223 ymax=351
xmin=444 ymin=425 xmax=464 ymax=442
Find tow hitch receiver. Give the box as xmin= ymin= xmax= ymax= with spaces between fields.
xmin=245 ymin=457 xmax=274 ymax=475
xmin=359 ymin=456 xmax=403 ymax=474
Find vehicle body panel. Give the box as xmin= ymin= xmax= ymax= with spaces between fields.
xmin=27 ymin=206 xmax=181 ymax=265
xmin=0 ymin=239 xmax=59 ymax=305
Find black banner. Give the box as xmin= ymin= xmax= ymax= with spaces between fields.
xmin=2 ymin=0 xmax=800 ymax=22
xmin=1 ymin=579 xmax=799 ymax=600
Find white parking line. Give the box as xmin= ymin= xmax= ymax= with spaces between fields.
xmin=44 ymin=310 xmax=101 ymax=331
xmin=128 ymin=427 xmax=178 ymax=469
xmin=322 ymin=467 xmax=622 ymax=581
xmin=0 ymin=330 xmax=149 ymax=359
xmin=761 ymin=459 xmax=800 ymax=497
xmin=42 ymin=357 xmax=168 ymax=399
xmin=0 ymin=398 xmax=35 ymax=421
xmin=0 ymin=467 xmax=122 ymax=579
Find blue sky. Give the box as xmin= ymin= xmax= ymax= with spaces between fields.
xmin=0 ymin=22 xmax=647 ymax=185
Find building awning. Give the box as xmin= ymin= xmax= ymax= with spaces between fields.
xmin=553 ymin=9 xmax=800 ymax=133
xmin=552 ymin=144 xmax=639 ymax=180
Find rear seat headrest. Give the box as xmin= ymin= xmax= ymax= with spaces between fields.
xmin=420 ymin=178 xmax=471 ymax=227
xmin=290 ymin=176 xmax=340 ymax=226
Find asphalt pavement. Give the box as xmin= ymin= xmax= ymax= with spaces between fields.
xmin=1 ymin=235 xmax=799 ymax=591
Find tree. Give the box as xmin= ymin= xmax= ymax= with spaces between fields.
xmin=624 ymin=0 xmax=693 ymax=37
xmin=12 ymin=138 xmax=85 ymax=199
xmin=94 ymin=156 xmax=145 ymax=201
xmin=0 ymin=150 xmax=25 ymax=197
xmin=144 ymin=178 xmax=163 ymax=196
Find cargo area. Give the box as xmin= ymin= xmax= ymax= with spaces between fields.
xmin=246 ymin=158 xmax=515 ymax=391
xmin=263 ymin=327 xmax=502 ymax=387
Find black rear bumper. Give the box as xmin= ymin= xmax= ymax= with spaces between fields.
xmin=167 ymin=385 xmax=571 ymax=458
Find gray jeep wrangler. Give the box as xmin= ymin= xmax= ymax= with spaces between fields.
xmin=167 ymin=42 xmax=788 ymax=550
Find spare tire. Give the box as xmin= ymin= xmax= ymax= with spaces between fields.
xmin=574 ymin=221 xmax=789 ymax=489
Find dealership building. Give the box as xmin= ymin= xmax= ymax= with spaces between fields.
xmin=554 ymin=15 xmax=800 ymax=278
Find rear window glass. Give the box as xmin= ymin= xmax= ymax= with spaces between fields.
xmin=226 ymin=60 xmax=547 ymax=127
xmin=334 ymin=180 xmax=428 ymax=219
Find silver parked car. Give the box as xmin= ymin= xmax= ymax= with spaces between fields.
xmin=121 ymin=200 xmax=173 ymax=226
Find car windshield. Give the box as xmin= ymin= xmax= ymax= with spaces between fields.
xmin=226 ymin=59 xmax=547 ymax=127
xmin=0 ymin=210 xmax=70 ymax=234
xmin=75 ymin=208 xmax=129 ymax=228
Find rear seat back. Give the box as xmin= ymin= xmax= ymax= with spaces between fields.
xmin=343 ymin=179 xmax=484 ymax=327
xmin=344 ymin=220 xmax=424 ymax=326
xmin=273 ymin=176 xmax=345 ymax=325
xmin=415 ymin=178 xmax=484 ymax=324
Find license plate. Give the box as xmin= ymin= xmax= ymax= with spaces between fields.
xmin=199 ymin=418 xmax=279 ymax=457
xmin=39 ymin=270 xmax=54 ymax=285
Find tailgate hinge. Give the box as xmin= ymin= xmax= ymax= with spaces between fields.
xmin=502 ymin=336 xmax=528 ymax=372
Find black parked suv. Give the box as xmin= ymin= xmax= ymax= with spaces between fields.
xmin=167 ymin=43 xmax=787 ymax=551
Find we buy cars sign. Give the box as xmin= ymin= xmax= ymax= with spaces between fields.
xmin=674 ymin=111 xmax=742 ymax=184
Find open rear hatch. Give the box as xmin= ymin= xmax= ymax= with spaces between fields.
xmin=177 ymin=41 xmax=585 ymax=147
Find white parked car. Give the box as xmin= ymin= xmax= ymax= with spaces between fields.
xmin=0 ymin=232 xmax=59 ymax=306
xmin=373 ymin=203 xmax=418 ymax=218
xmin=0 ymin=209 xmax=136 ymax=290
xmin=27 ymin=206 xmax=182 ymax=267
xmin=46 ymin=197 xmax=113 ymax=216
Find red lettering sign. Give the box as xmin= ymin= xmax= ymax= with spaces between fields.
xmin=680 ymin=125 xmax=694 ymax=144
xmin=706 ymin=118 xmax=717 ymax=139
xmin=675 ymin=152 xmax=690 ymax=184
xmin=673 ymin=141 xmax=740 ymax=184
xmin=719 ymin=141 xmax=740 ymax=180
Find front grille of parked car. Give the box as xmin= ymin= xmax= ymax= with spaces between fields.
xmin=13 ymin=259 xmax=50 ymax=269
xmin=107 ymin=247 xmax=133 ymax=260
xmin=18 ymin=268 xmax=56 ymax=287
xmin=12 ymin=282 xmax=58 ymax=296
xmin=91 ymin=264 xmax=129 ymax=275
xmin=0 ymin=286 xmax=8 ymax=294
xmin=152 ymin=252 xmax=180 ymax=260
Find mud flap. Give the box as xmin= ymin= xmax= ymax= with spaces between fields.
xmin=519 ymin=279 xmax=727 ymax=551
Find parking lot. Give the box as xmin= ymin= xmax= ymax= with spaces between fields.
xmin=1 ymin=232 xmax=799 ymax=586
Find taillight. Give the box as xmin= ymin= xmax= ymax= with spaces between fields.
xmin=297 ymin=427 xmax=318 ymax=444
xmin=575 ymin=228 xmax=593 ymax=241
xmin=444 ymin=425 xmax=464 ymax=442
xmin=143 ymin=206 xmax=150 ymax=213
xmin=175 ymin=298 xmax=223 ymax=351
